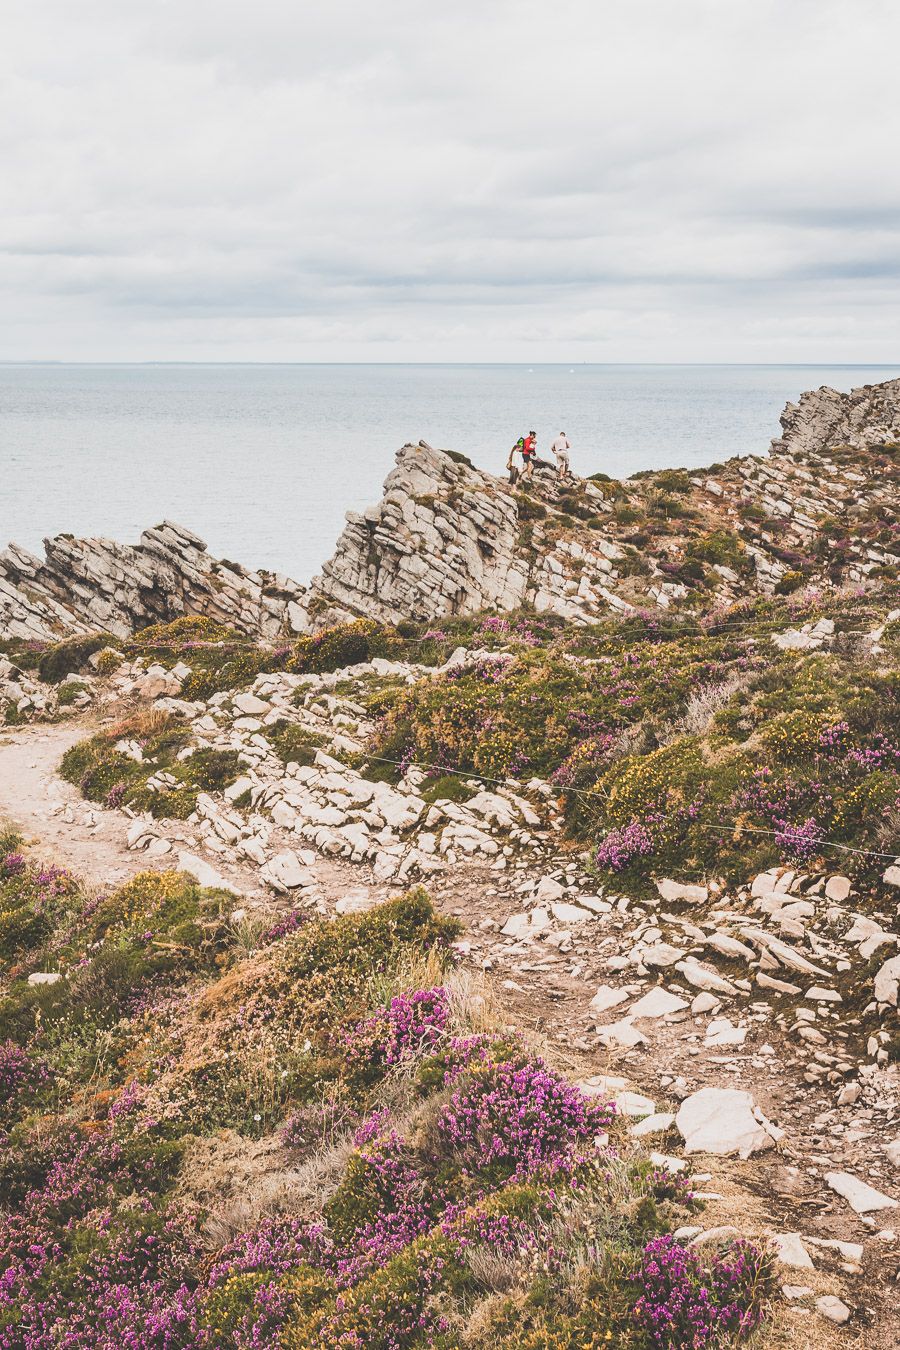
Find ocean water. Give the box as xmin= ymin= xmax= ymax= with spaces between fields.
xmin=2 ymin=363 xmax=898 ymax=584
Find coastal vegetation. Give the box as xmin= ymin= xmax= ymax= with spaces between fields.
xmin=0 ymin=840 xmax=774 ymax=1348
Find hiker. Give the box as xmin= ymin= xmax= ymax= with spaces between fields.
xmin=551 ymin=431 xmax=571 ymax=482
xmin=521 ymin=430 xmax=537 ymax=481
xmin=506 ymin=437 xmax=526 ymax=485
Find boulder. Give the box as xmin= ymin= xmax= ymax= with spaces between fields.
xmin=873 ymin=954 xmax=900 ymax=1006
xmin=815 ymin=1296 xmax=850 ymax=1325
xmin=655 ymin=878 xmax=708 ymax=904
xmin=770 ymin=1233 xmax=814 ymax=1269
xmin=589 ymin=985 xmax=631 ymax=1015
xmin=676 ymin=1087 xmax=780 ymax=1157
xmin=627 ymin=987 xmax=688 ymax=1020
xmin=177 ymin=851 xmax=239 ymax=894
xmin=262 ymin=850 xmax=315 ymax=891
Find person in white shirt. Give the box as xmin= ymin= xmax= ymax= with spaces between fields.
xmin=551 ymin=432 xmax=571 ymax=482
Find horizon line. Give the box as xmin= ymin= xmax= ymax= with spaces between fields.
xmin=2 ymin=360 xmax=899 ymax=369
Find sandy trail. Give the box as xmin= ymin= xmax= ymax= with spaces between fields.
xmin=0 ymin=720 xmax=129 ymax=885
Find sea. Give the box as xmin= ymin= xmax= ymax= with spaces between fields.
xmin=2 ymin=363 xmax=898 ymax=584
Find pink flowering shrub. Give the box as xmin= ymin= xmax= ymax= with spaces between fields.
xmin=0 ymin=1041 xmax=51 ymax=1128
xmin=436 ymin=1057 xmax=615 ymax=1180
xmin=633 ymin=1235 xmax=770 ymax=1348
xmin=337 ymin=986 xmax=449 ymax=1085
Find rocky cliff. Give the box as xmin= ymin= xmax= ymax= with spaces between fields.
xmin=2 ymin=377 xmax=898 ymax=642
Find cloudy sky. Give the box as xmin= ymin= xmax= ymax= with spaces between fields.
xmin=2 ymin=0 xmax=899 ymax=362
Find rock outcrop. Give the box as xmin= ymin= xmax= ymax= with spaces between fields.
xmin=772 ymin=377 xmax=900 ymax=459
xmin=0 ymin=521 xmax=308 ymax=642
xmin=299 ymin=441 xmax=628 ymax=628
xmin=2 ymin=377 xmax=898 ymax=642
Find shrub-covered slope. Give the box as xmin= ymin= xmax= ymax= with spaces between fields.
xmin=0 ymin=837 xmax=774 ymax=1349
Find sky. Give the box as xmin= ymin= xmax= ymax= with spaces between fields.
xmin=2 ymin=0 xmax=899 ymax=363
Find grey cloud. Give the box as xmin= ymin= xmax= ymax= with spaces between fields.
xmin=1 ymin=0 xmax=899 ymax=360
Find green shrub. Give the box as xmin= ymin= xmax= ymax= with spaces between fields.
xmin=267 ymin=719 xmax=320 ymax=766
xmin=686 ymin=530 xmax=746 ymax=570
xmin=289 ymin=620 xmax=403 ymax=676
xmin=271 ymin=890 xmax=460 ymax=1032
xmin=516 ymin=495 xmax=547 ymax=521
xmin=38 ymin=634 xmax=114 ymax=684
xmin=775 ymin=568 xmax=804 ymax=595
xmin=131 ymin=615 xmax=242 ymax=646
xmin=56 ymin=680 xmax=89 ymax=706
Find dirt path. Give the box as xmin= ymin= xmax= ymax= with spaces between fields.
xmin=0 ymin=717 xmax=385 ymax=905
xmin=0 ymin=720 xmax=130 ymax=885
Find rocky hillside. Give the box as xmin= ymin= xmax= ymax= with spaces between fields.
xmin=0 ymin=376 xmax=899 ymax=1349
xmin=2 ymin=378 xmax=897 ymax=642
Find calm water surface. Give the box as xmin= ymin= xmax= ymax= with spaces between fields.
xmin=2 ymin=363 xmax=897 ymax=583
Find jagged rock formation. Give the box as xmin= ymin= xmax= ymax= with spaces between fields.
xmin=300 ymin=442 xmax=628 ymax=628
xmin=2 ymin=378 xmax=898 ymax=642
xmin=300 ymin=376 xmax=899 ymax=626
xmin=0 ymin=521 xmax=308 ymax=642
xmin=773 ymin=377 xmax=900 ymax=458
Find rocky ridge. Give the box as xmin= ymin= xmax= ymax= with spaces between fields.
xmin=2 ymin=378 xmax=897 ymax=643
xmin=0 ymin=521 xmax=309 ymax=643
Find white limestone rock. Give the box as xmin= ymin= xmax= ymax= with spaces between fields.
xmin=177 ymin=851 xmax=239 ymax=894
xmin=825 ymin=1171 xmax=898 ymax=1215
xmin=873 ymin=954 xmax=900 ymax=1006
xmin=627 ymin=987 xmax=688 ymax=1020
xmin=676 ymin=1088 xmax=780 ymax=1158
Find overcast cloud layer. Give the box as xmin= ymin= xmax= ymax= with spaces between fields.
xmin=2 ymin=0 xmax=899 ymax=361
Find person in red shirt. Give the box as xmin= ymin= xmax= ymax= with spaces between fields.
xmin=521 ymin=430 xmax=537 ymax=481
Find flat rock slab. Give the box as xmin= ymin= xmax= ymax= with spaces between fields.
xmin=816 ymin=1295 xmax=850 ymax=1325
xmin=825 ymin=1171 xmax=898 ymax=1214
xmin=589 ymin=985 xmax=631 ymax=1015
xmin=704 ymin=1017 xmax=747 ymax=1047
xmin=656 ymin=878 xmax=708 ymax=904
xmin=629 ymin=1112 xmax=676 ymax=1137
xmin=628 ymin=987 xmax=688 ymax=1020
xmin=770 ymin=1232 xmax=815 ymax=1269
xmin=597 ymin=1019 xmax=647 ymax=1049
xmin=676 ymin=1087 xmax=779 ymax=1158
xmin=178 ymin=850 xmax=240 ymax=894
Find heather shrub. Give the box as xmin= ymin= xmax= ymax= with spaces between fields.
xmin=373 ymin=638 xmax=752 ymax=785
xmin=323 ymin=1127 xmax=438 ymax=1271
xmin=0 ymin=853 xmax=79 ymax=965
xmin=434 ymin=1056 xmax=615 ymax=1183
xmin=337 ymin=986 xmax=450 ymax=1088
xmin=0 ymin=1040 xmax=52 ymax=1127
xmin=632 ymin=1235 xmax=771 ymax=1348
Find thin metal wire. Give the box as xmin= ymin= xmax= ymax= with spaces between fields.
xmin=293 ymin=731 xmax=899 ymax=865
